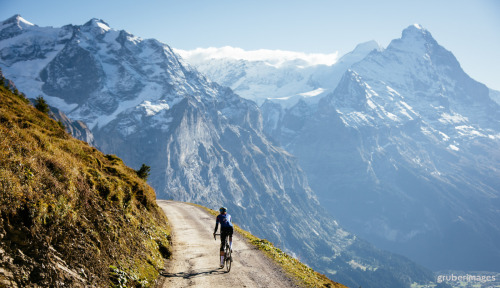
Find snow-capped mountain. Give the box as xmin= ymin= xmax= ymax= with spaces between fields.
xmin=0 ymin=15 xmax=433 ymax=288
xmin=263 ymin=24 xmax=500 ymax=272
xmin=177 ymin=41 xmax=381 ymax=108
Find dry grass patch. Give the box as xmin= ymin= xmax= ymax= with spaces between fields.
xmin=0 ymin=85 xmax=171 ymax=287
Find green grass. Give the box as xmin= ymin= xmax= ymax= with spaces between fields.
xmin=190 ymin=203 xmax=347 ymax=288
xmin=0 ymin=84 xmax=171 ymax=287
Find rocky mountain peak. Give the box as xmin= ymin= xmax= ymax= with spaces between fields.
xmin=333 ymin=40 xmax=382 ymax=69
xmin=83 ymin=18 xmax=111 ymax=31
xmin=82 ymin=18 xmax=111 ymax=34
xmin=385 ymin=23 xmax=441 ymax=57
xmin=0 ymin=15 xmax=36 ymax=40
xmin=1 ymin=14 xmax=34 ymax=29
xmin=352 ymin=40 xmax=382 ymax=55
xmin=401 ymin=24 xmax=435 ymax=43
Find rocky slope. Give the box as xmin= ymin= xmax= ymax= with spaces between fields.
xmin=0 ymin=72 xmax=171 ymax=287
xmin=0 ymin=15 xmax=435 ymax=287
xmin=48 ymin=105 xmax=96 ymax=146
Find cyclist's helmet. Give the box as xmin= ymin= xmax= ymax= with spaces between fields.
xmin=219 ymin=207 xmax=227 ymax=213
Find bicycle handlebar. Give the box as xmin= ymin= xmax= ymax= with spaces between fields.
xmin=214 ymin=233 xmax=220 ymax=240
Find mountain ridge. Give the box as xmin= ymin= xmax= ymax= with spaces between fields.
xmin=179 ymin=41 xmax=382 ymax=108
xmin=0 ymin=15 xmax=435 ymax=287
xmin=260 ymin=24 xmax=500 ymax=271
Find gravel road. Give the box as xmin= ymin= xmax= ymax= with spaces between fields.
xmin=155 ymin=200 xmax=300 ymax=288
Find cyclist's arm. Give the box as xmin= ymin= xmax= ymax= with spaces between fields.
xmin=214 ymin=216 xmax=219 ymax=234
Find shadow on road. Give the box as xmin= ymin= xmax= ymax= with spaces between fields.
xmin=159 ymin=267 xmax=227 ymax=279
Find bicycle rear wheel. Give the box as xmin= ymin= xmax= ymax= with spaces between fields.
xmin=225 ymin=243 xmax=232 ymax=272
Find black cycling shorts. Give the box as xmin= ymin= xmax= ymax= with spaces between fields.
xmin=220 ymin=226 xmax=233 ymax=251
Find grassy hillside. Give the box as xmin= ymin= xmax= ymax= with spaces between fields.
xmin=0 ymin=75 xmax=171 ymax=287
xmin=192 ymin=203 xmax=347 ymax=288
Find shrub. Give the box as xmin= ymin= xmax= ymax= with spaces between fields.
xmin=136 ymin=164 xmax=151 ymax=181
xmin=35 ymin=96 xmax=50 ymax=114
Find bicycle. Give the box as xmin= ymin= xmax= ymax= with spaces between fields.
xmin=214 ymin=233 xmax=232 ymax=272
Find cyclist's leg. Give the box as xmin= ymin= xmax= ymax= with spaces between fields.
xmin=220 ymin=229 xmax=227 ymax=267
xmin=228 ymin=227 xmax=234 ymax=251
xmin=220 ymin=234 xmax=225 ymax=251
xmin=220 ymin=228 xmax=228 ymax=251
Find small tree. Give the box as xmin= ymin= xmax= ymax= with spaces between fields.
xmin=136 ymin=164 xmax=151 ymax=181
xmin=0 ymin=69 xmax=4 ymax=87
xmin=35 ymin=96 xmax=50 ymax=114
xmin=57 ymin=120 xmax=66 ymax=131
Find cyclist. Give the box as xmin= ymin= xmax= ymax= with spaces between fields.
xmin=213 ymin=207 xmax=233 ymax=268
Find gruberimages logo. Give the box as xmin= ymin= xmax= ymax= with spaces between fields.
xmin=437 ymin=274 xmax=496 ymax=283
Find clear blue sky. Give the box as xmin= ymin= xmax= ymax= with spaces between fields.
xmin=1 ymin=0 xmax=499 ymax=90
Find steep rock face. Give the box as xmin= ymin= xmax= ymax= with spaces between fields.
xmin=274 ymin=25 xmax=500 ymax=271
xmin=49 ymin=105 xmax=96 ymax=146
xmin=490 ymin=89 xmax=500 ymax=105
xmin=0 ymin=16 xmax=435 ymax=287
xmin=27 ymin=98 xmax=96 ymax=145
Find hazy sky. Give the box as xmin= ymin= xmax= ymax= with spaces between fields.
xmin=1 ymin=0 xmax=499 ymax=90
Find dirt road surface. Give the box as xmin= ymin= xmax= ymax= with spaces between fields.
xmin=155 ymin=200 xmax=300 ymax=288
